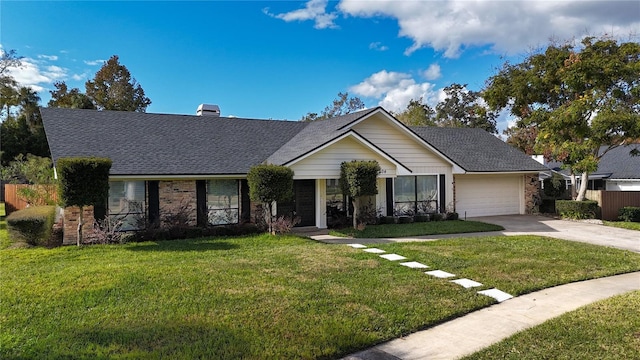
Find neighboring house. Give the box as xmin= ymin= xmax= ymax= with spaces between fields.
xmin=41 ymin=106 xmax=545 ymax=244
xmin=538 ymin=144 xmax=640 ymax=191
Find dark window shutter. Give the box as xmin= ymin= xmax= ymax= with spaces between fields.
xmin=196 ymin=180 xmax=207 ymax=226
xmin=439 ymin=174 xmax=446 ymax=213
xmin=386 ymin=178 xmax=393 ymax=216
xmin=240 ymin=179 xmax=251 ymax=222
xmin=148 ymin=181 xmax=160 ymax=226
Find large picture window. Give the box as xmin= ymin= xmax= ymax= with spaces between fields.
xmin=207 ymin=179 xmax=239 ymax=225
xmin=394 ymin=175 xmax=438 ymax=215
xmin=109 ymin=181 xmax=146 ymax=231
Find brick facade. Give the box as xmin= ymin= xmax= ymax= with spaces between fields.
xmin=62 ymin=205 xmax=96 ymax=245
xmin=524 ymin=174 xmax=541 ymax=214
xmin=158 ymin=180 xmax=198 ymax=226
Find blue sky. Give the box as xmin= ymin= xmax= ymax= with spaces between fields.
xmin=2 ymin=0 xmax=638 ymax=132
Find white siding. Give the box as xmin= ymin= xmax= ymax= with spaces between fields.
xmin=352 ymin=114 xmax=451 ymax=173
xmin=376 ymin=177 xmax=387 ymax=215
xmin=352 ymin=114 xmax=454 ymax=205
xmin=455 ymin=174 xmax=524 ymax=217
xmin=316 ymin=179 xmax=327 ymax=228
xmin=289 ymin=136 xmax=396 ymax=179
xmin=606 ymin=181 xmax=640 ymax=191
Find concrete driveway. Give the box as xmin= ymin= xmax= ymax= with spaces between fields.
xmin=469 ymin=215 xmax=640 ymax=253
xmin=315 ymin=215 xmax=639 ymax=253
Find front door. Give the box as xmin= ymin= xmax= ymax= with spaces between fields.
xmin=278 ymin=180 xmax=316 ymax=227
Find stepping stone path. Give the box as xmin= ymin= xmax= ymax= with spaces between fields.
xmin=425 ymin=270 xmax=455 ymax=278
xmin=346 ymin=243 xmax=514 ymax=303
xmin=400 ymin=261 xmax=429 ymax=269
xmin=380 ymin=254 xmax=407 ymax=261
xmin=451 ymin=278 xmax=483 ymax=288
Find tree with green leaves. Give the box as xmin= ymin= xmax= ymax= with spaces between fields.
xmin=301 ymin=92 xmax=365 ymax=121
xmin=436 ymin=83 xmax=498 ymax=134
xmin=57 ymin=157 xmax=112 ymax=246
xmin=484 ymin=36 xmax=640 ymax=200
xmin=394 ymin=98 xmax=436 ymax=126
xmin=340 ymin=160 xmax=380 ymax=229
xmin=1 ymin=154 xmax=54 ymax=185
xmin=48 ymin=81 xmax=96 ymax=109
xmin=0 ymin=86 xmax=49 ymax=165
xmin=85 ymin=55 xmax=151 ymax=112
xmin=247 ymin=164 xmax=294 ymax=234
xmin=503 ymin=125 xmax=538 ymax=155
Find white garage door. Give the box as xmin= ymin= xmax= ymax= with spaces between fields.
xmin=455 ymin=175 xmax=523 ymax=217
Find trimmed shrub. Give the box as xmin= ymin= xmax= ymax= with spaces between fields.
xmin=618 ymin=207 xmax=640 ymax=222
xmin=398 ymin=216 xmax=413 ymax=224
xmin=57 ymin=157 xmax=112 ymax=207
xmin=556 ymin=200 xmax=600 ymax=220
xmin=379 ymin=216 xmax=396 ymax=224
xmin=6 ymin=206 xmax=56 ymax=246
xmin=431 ymin=213 xmax=445 ymax=221
xmin=414 ymin=215 xmax=430 ymax=222
xmin=247 ymin=164 xmax=294 ymax=233
xmin=340 ymin=160 xmax=380 ymax=229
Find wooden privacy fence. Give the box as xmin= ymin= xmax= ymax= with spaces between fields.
xmin=586 ymin=190 xmax=640 ymax=221
xmin=3 ymin=184 xmax=58 ymax=216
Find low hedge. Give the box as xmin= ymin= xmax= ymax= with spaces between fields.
xmin=556 ymin=200 xmax=600 ymax=220
xmin=618 ymin=207 xmax=640 ymax=222
xmin=6 ymin=206 xmax=56 ymax=246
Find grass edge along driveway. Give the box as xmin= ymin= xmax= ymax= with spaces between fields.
xmin=2 ymin=234 xmax=639 ymax=359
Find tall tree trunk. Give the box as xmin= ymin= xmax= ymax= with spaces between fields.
xmin=77 ymin=206 xmax=83 ymax=246
xmin=576 ymin=172 xmax=589 ymax=201
xmin=570 ymin=172 xmax=578 ymax=200
xmin=352 ymin=197 xmax=359 ymax=230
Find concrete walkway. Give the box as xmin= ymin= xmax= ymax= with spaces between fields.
xmin=343 ymin=271 xmax=640 ymax=360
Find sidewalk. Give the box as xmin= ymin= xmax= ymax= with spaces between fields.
xmin=342 ymin=271 xmax=640 ymax=360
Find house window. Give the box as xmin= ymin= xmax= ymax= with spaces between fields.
xmin=207 ymin=179 xmax=239 ymax=225
xmin=394 ymin=175 xmax=438 ymax=215
xmin=326 ymin=179 xmax=348 ymax=226
xmin=108 ymin=181 xmax=146 ymax=231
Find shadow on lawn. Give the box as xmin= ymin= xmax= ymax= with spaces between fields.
xmin=127 ymin=240 xmax=239 ymax=252
xmin=52 ymin=322 xmax=251 ymax=358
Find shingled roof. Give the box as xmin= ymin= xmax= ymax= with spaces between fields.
xmin=546 ymin=144 xmax=640 ymax=180
xmin=41 ymin=107 xmax=545 ymax=176
xmin=41 ymin=107 xmax=306 ymax=176
xmin=266 ymin=107 xmax=378 ymax=165
xmin=410 ymin=126 xmax=547 ymax=172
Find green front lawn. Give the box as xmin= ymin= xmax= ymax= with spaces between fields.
xmin=604 ymin=221 xmax=640 ymax=231
xmin=330 ymin=220 xmax=504 ymax=238
xmin=464 ymin=290 xmax=640 ymax=359
xmin=2 ymin=234 xmax=639 ymax=359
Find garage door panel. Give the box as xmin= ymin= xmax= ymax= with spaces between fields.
xmin=456 ymin=175 xmax=522 ymax=217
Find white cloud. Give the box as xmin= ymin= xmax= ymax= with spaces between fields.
xmin=72 ymin=72 xmax=90 ymax=81
xmin=338 ymin=0 xmax=640 ymax=57
xmin=350 ymin=70 xmax=439 ymax=113
xmin=423 ymin=63 xmax=441 ymax=80
xmin=38 ymin=54 xmax=58 ymax=61
xmin=369 ymin=42 xmax=389 ymax=51
xmin=6 ymin=57 xmax=67 ymax=92
xmin=264 ymin=0 xmax=338 ymax=29
xmin=84 ymin=59 xmax=106 ymax=66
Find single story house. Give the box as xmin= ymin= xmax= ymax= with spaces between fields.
xmin=41 ymin=106 xmax=546 ymax=244
xmin=538 ymin=144 xmax=640 ymax=191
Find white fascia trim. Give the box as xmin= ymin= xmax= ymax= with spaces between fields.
xmin=285 ymin=130 xmax=413 ymax=175
xmin=456 ymin=171 xmax=542 ymax=175
xmin=109 ymin=174 xmax=247 ymax=181
xmin=346 ymin=108 xmax=461 ymax=169
xmin=608 ymin=178 xmax=640 ymax=182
